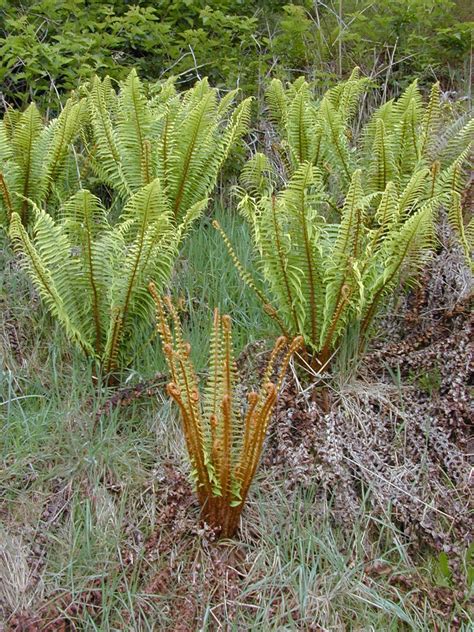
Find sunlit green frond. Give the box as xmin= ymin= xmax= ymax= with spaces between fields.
xmin=10 ymin=104 xmax=44 ymax=223
xmin=433 ymin=145 xmax=472 ymax=197
xmin=360 ymin=201 xmax=436 ymax=342
xmin=319 ymin=97 xmax=352 ymax=182
xmin=9 ymin=209 xmax=94 ymax=356
xmin=104 ymin=180 xmax=176 ymax=372
xmin=319 ymin=170 xmax=365 ymax=353
xmin=88 ymin=76 xmax=132 ymax=196
xmin=258 ymin=194 xmax=306 ymax=336
xmin=239 ymin=152 xmax=273 ymax=197
xmin=41 ymin=98 xmax=86 ymax=201
xmin=398 ymin=167 xmax=430 ymax=217
xmin=368 ymin=181 xmax=400 ymax=250
xmin=60 ymin=190 xmax=113 ymax=355
xmin=393 ymin=80 xmax=422 ymax=120
xmin=439 ymin=117 xmax=474 ymax=166
xmin=286 ymin=80 xmax=315 ymax=165
xmin=367 ymin=119 xmax=397 ymax=192
xmin=420 ymin=82 xmax=441 ymax=160
xmin=265 ymin=78 xmax=287 ymax=127
xmin=335 ymin=67 xmax=371 ymax=124
xmin=448 ymin=191 xmax=473 ymax=270
xmin=392 ymin=98 xmax=421 ymax=176
xmin=116 ymin=69 xmax=154 ymax=190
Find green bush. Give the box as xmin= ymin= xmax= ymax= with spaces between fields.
xmin=0 ymin=0 xmax=471 ymax=112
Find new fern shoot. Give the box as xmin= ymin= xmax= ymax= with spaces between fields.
xmin=150 ymin=282 xmax=303 ymax=538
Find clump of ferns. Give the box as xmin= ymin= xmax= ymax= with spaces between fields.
xmin=7 ymin=71 xmax=251 ymax=380
xmin=215 ymin=163 xmax=450 ymax=380
xmin=264 ymin=69 xmax=473 ymax=264
xmin=150 ymin=282 xmax=303 ymax=538
xmin=81 ymin=70 xmax=252 ymax=223
xmin=214 ymin=73 xmax=473 ymax=381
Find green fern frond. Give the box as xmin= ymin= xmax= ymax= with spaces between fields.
xmin=398 ymin=167 xmax=430 ymax=217
xmin=392 ymin=98 xmax=421 ymax=175
xmin=367 ymin=119 xmax=397 ymax=192
xmin=104 ymin=179 xmax=175 ymax=373
xmin=88 ymin=76 xmax=132 ymax=196
xmin=433 ymin=145 xmax=472 ymax=197
xmin=41 ymin=98 xmax=87 ymax=202
xmin=369 ymin=181 xmax=400 ymax=249
xmin=360 ymin=201 xmax=436 ymax=342
xmin=239 ymin=152 xmax=273 ymax=197
xmin=448 ymin=191 xmax=473 ymax=270
xmin=10 ymin=104 xmax=44 ymax=223
xmin=439 ymin=117 xmax=474 ymax=166
xmin=0 ymin=98 xmax=85 ymax=227
xmin=334 ymin=67 xmax=371 ymax=124
xmin=286 ymin=81 xmax=314 ymax=165
xmin=393 ymin=80 xmax=422 ymax=120
xmin=116 ymin=69 xmax=154 ymax=190
xmin=265 ymin=78 xmax=287 ymax=127
xmin=9 ymin=208 xmax=95 ymax=356
xmin=319 ymin=97 xmax=352 ymax=182
xmin=420 ymin=82 xmax=441 ymax=160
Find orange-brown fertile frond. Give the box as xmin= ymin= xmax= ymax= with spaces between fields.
xmin=150 ymin=290 xmax=301 ymax=538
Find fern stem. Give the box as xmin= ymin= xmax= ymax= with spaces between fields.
xmin=213 ymin=220 xmax=289 ymax=336
xmin=0 ymin=174 xmax=13 ymax=222
xmin=20 ymin=112 xmax=36 ymax=224
xmin=175 ymin=356 xmax=211 ymax=497
xmin=297 ymin=95 xmax=306 ymax=163
xmin=297 ymin=181 xmax=318 ymax=347
xmin=105 ymin=186 xmax=156 ymax=373
xmin=83 ymin=197 xmax=103 ymax=356
xmin=319 ymin=284 xmax=352 ymax=367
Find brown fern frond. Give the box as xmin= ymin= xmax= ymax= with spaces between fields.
xmin=150 ymin=284 xmax=302 ymax=538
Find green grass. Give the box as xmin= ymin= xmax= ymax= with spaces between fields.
xmin=0 ymin=211 xmax=471 ymax=630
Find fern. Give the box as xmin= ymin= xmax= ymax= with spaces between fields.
xmin=0 ymin=99 xmax=86 ymax=227
xmin=7 ymin=72 xmax=250 ymax=377
xmin=263 ymin=73 xmax=472 ymax=214
xmin=151 ymin=286 xmax=302 ymax=538
xmin=218 ymin=75 xmax=472 ymax=371
xmin=221 ymin=167 xmax=443 ymax=370
xmin=447 ymin=191 xmax=473 ymax=271
xmin=10 ymin=183 xmax=182 ymax=378
xmin=85 ymin=71 xmax=251 ymax=223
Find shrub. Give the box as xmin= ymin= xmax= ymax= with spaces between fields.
xmin=0 ymin=1 xmax=470 ymax=112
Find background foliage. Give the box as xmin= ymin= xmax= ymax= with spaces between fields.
xmin=1 ymin=0 xmax=472 ymax=112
